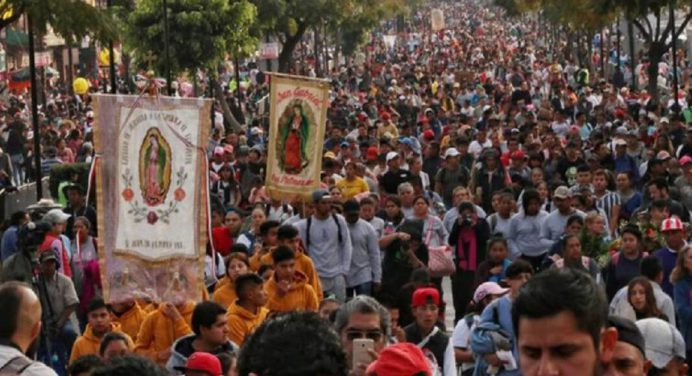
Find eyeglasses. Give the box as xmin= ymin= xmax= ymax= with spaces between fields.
xmin=345 ymin=329 xmax=384 ymax=342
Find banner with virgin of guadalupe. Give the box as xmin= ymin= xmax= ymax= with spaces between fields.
xmin=266 ymin=74 xmax=329 ymax=200
xmin=92 ymin=94 xmax=211 ymax=304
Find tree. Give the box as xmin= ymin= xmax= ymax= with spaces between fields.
xmin=127 ymin=0 xmax=255 ymax=77
xmin=600 ymin=0 xmax=692 ymax=99
xmin=0 ymin=0 xmax=115 ymax=42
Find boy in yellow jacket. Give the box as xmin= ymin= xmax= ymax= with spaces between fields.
xmin=69 ymin=298 xmax=134 ymax=364
xmin=134 ymin=300 xmax=195 ymax=366
xmin=251 ymin=224 xmax=323 ymax=299
xmin=265 ymin=246 xmax=319 ymax=313
xmin=227 ymin=273 xmax=269 ymax=345
xmin=109 ymin=299 xmax=146 ymax=342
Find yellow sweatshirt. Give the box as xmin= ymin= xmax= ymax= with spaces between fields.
xmin=110 ymin=302 xmax=146 ymax=342
xmin=212 ymin=278 xmax=237 ymax=309
xmin=69 ymin=323 xmax=133 ymax=364
xmin=134 ymin=301 xmax=194 ymax=366
xmin=226 ymin=302 xmax=269 ymax=346
xmin=251 ymin=249 xmax=323 ymax=300
xmin=265 ymin=271 xmax=318 ymax=313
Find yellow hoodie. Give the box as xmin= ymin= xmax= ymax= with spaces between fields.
xmin=251 ymin=249 xmax=323 ymax=300
xmin=110 ymin=302 xmax=146 ymax=342
xmin=226 ymin=302 xmax=269 ymax=346
xmin=134 ymin=301 xmax=194 ymax=366
xmin=69 ymin=323 xmax=134 ymax=364
xmin=212 ymin=278 xmax=237 ymax=309
xmin=265 ymin=271 xmax=318 ymax=313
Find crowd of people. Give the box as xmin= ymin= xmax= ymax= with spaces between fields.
xmin=0 ymin=0 xmax=691 ymax=375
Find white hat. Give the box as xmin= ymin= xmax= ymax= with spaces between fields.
xmin=43 ymin=209 xmax=71 ymax=225
xmin=443 ymin=148 xmax=461 ymax=159
xmin=660 ymin=117 xmax=670 ymax=124
xmin=614 ymin=139 xmax=627 ymax=146
xmin=386 ymin=152 xmax=400 ymax=163
xmin=636 ymin=318 xmax=686 ymax=369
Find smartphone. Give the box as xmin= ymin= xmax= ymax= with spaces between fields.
xmin=352 ymin=338 xmax=374 ymax=370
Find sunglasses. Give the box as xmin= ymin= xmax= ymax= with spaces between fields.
xmin=345 ymin=329 xmax=384 ymax=342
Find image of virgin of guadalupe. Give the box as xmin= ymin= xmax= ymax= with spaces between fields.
xmin=278 ymin=102 xmax=311 ymax=174
xmin=139 ymin=127 xmax=172 ymax=206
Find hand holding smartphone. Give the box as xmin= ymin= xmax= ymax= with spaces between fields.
xmin=352 ymin=338 xmax=375 ymax=370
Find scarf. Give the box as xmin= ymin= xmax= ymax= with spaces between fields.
xmin=456 ymin=226 xmax=478 ymax=271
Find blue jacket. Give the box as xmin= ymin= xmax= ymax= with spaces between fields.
xmin=674 ymin=276 xmax=692 ymax=350
xmin=471 ymin=296 xmax=521 ymax=376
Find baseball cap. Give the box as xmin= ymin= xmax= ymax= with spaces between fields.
xmin=615 ymin=126 xmax=629 ymax=136
xmin=655 ymin=150 xmax=671 ymax=162
xmin=553 ymin=186 xmax=572 ymax=200
xmin=386 ymin=152 xmax=400 ymax=163
xmin=312 ymin=189 xmax=332 ymax=203
xmin=608 ymin=316 xmax=645 ymax=357
xmin=365 ymin=343 xmax=432 ymax=376
xmin=510 ymin=150 xmax=526 ymax=160
xmin=636 ymin=318 xmax=686 ymax=369
xmin=443 ymin=148 xmax=460 ymax=159
xmin=411 ymin=287 xmax=440 ymax=308
xmin=660 ymin=117 xmax=670 ymax=124
xmin=38 ymin=250 xmax=58 ymax=264
xmin=324 ymin=151 xmax=337 ymax=160
xmin=43 ymin=209 xmax=71 ymax=225
xmin=473 ymin=282 xmax=508 ymax=303
xmin=223 ymin=144 xmax=234 ymax=155
xmin=174 ymin=352 xmax=222 ymax=376
xmin=614 ymin=138 xmax=627 ymax=146
xmin=213 ymin=146 xmax=225 ymax=156
xmin=661 ymin=216 xmax=684 ymax=232
xmin=679 ymin=155 xmax=692 ymax=167
xmin=366 ymin=146 xmax=379 ymax=161
xmin=423 ymin=129 xmax=435 ymax=140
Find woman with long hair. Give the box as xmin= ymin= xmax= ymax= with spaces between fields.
xmin=212 ymin=252 xmax=250 ymax=309
xmin=211 ymin=164 xmax=241 ymax=210
xmin=602 ymin=225 xmax=647 ymax=300
xmin=627 ymin=277 xmax=666 ymax=321
xmin=413 ymin=196 xmax=448 ymax=248
xmin=671 ymin=246 xmax=692 ymax=362
xmin=70 ymin=216 xmax=101 ymax=325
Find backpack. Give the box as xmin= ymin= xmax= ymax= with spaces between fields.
xmin=0 ymin=355 xmax=32 ymax=375
xmin=305 ymin=214 xmax=343 ymax=249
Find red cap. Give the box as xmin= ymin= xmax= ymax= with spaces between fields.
xmin=366 ymin=343 xmax=432 ymax=376
xmin=680 ymin=155 xmax=692 ymax=167
xmin=366 ymin=146 xmax=379 ymax=161
xmin=423 ymin=129 xmax=435 ymax=140
xmin=358 ymin=112 xmax=368 ymax=122
xmin=510 ymin=150 xmax=526 ymax=160
xmin=411 ymin=287 xmax=440 ymax=308
xmin=381 ymin=112 xmax=391 ymax=121
xmin=175 ymin=352 xmax=221 ymax=376
xmin=661 ymin=216 xmax=684 ymax=232
xmin=614 ymin=108 xmax=626 ymax=119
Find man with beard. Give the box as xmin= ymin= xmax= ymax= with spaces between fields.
xmin=0 ymin=281 xmax=57 ymax=375
xmin=513 ymin=268 xmax=618 ymax=376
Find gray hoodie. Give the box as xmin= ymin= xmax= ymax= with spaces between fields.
xmin=166 ymin=334 xmax=238 ymax=375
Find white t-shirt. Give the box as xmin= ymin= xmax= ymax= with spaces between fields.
xmin=452 ymin=314 xmax=480 ymax=372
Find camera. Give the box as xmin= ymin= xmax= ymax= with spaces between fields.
xmin=459 ymin=215 xmax=473 ymax=227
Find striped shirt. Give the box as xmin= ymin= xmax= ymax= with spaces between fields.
xmin=595 ymin=190 xmax=620 ymax=221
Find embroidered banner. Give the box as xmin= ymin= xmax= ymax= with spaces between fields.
xmin=266 ymin=74 xmax=329 ymax=199
xmin=92 ymin=94 xmax=211 ymax=304
xmin=431 ymin=9 xmax=445 ymax=31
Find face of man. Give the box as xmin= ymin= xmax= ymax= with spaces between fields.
xmin=554 ymin=197 xmax=572 ymax=213
xmin=413 ymin=304 xmax=438 ymax=332
xmin=40 ymin=259 xmax=57 ymax=277
xmin=518 ymin=311 xmax=605 ymax=376
xmin=102 ymin=339 xmax=130 ymax=361
xmin=201 ymin=314 xmax=229 ymax=347
xmin=250 ymin=283 xmax=268 ymax=307
xmin=399 ymin=188 xmax=414 ymax=207
xmin=604 ymin=341 xmax=649 ymax=376
xmin=360 ymin=204 xmax=375 ymax=221
xmin=88 ymin=307 xmax=111 ymax=336
xmin=275 ymin=259 xmax=296 ymax=281
xmin=315 ymin=199 xmax=332 ymax=217
xmin=67 ymin=190 xmax=83 ymax=207
xmin=318 ymin=300 xmax=340 ymax=321
xmin=225 ymin=213 xmax=242 ymax=233
xmin=339 ymin=312 xmax=385 ymax=365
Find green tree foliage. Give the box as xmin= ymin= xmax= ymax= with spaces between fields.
xmin=126 ymin=0 xmax=256 ymax=76
xmin=251 ymin=0 xmax=418 ymax=72
xmin=0 ymin=0 xmax=115 ymax=43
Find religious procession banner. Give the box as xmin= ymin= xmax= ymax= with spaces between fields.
xmin=266 ymin=74 xmax=330 ymax=200
xmin=431 ymin=9 xmax=445 ymax=31
xmin=92 ymin=94 xmax=211 ymax=304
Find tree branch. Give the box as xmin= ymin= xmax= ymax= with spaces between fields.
xmin=632 ymin=18 xmax=651 ymax=42
xmin=655 ymin=7 xmax=661 ymax=42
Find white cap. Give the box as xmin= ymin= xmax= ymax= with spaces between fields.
xmin=444 ymin=148 xmax=461 ymax=159
xmin=614 ymin=139 xmax=627 ymax=146
xmin=636 ymin=318 xmax=686 ymax=369
xmin=386 ymin=152 xmax=400 ymax=163
xmin=660 ymin=117 xmax=670 ymax=124
xmin=43 ymin=209 xmax=71 ymax=225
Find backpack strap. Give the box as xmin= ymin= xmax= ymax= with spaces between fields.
xmin=306 ymin=216 xmax=312 ymax=249
xmin=0 ymin=355 xmax=32 ymax=375
xmin=332 ymin=214 xmax=343 ymax=244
